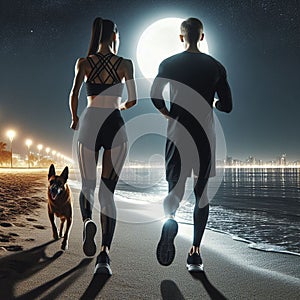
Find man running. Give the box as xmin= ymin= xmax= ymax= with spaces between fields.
xmin=150 ymin=17 xmax=232 ymax=272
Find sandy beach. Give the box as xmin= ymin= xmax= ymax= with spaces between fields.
xmin=0 ymin=169 xmax=299 ymax=299
xmin=0 ymin=168 xmax=49 ymax=255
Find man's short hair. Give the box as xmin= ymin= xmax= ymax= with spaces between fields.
xmin=180 ymin=18 xmax=203 ymax=43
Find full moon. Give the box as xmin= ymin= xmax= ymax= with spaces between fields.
xmin=137 ymin=18 xmax=209 ymax=79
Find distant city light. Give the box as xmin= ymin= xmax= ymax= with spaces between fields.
xmin=45 ymin=147 xmax=50 ymax=154
xmin=37 ymin=144 xmax=43 ymax=151
xmin=222 ymin=153 xmax=296 ymax=168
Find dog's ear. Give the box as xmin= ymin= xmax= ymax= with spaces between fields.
xmin=60 ymin=166 xmax=69 ymax=183
xmin=48 ymin=164 xmax=55 ymax=180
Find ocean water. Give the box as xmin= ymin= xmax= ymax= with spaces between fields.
xmin=115 ymin=167 xmax=300 ymax=255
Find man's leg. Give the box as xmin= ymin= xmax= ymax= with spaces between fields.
xmin=186 ymin=176 xmax=209 ymax=272
xmin=192 ymin=177 xmax=209 ymax=250
xmin=157 ymin=177 xmax=187 ymax=266
xmin=163 ymin=178 xmax=187 ymax=217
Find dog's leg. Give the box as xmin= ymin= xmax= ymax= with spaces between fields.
xmin=59 ymin=217 xmax=65 ymax=238
xmin=48 ymin=209 xmax=59 ymax=240
xmin=61 ymin=217 xmax=72 ymax=251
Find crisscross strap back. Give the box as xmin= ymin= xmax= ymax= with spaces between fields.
xmin=86 ymin=53 xmax=123 ymax=84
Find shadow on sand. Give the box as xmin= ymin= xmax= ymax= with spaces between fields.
xmin=0 ymin=239 xmax=93 ymax=299
xmin=190 ymin=271 xmax=227 ymax=300
xmin=161 ymin=280 xmax=185 ymax=300
xmin=161 ymin=272 xmax=227 ymax=300
xmin=80 ymin=273 xmax=111 ymax=300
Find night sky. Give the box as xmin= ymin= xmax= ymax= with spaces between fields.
xmin=0 ymin=0 xmax=299 ymax=161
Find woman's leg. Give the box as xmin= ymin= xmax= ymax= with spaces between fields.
xmin=77 ymin=141 xmax=99 ymax=257
xmin=77 ymin=141 xmax=98 ymax=221
xmin=98 ymin=142 xmax=128 ymax=252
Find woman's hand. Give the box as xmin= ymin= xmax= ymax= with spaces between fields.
xmin=70 ymin=116 xmax=79 ymax=130
xmin=119 ymin=103 xmax=126 ymax=111
xmin=119 ymin=100 xmax=137 ymax=111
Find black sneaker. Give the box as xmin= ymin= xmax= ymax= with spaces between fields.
xmin=83 ymin=219 xmax=97 ymax=257
xmin=186 ymin=252 xmax=203 ymax=272
xmin=156 ymin=219 xmax=178 ymax=266
xmin=94 ymin=251 xmax=112 ymax=275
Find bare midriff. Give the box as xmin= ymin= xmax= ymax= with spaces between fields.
xmin=87 ymin=95 xmax=121 ymax=109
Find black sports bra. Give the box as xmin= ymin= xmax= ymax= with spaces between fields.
xmin=85 ymin=53 xmax=124 ymax=97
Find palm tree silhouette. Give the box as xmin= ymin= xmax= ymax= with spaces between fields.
xmin=0 ymin=141 xmax=7 ymax=152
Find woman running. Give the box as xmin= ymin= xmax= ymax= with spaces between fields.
xmin=69 ymin=17 xmax=137 ymax=275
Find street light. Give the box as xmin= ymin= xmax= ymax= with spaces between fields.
xmin=37 ymin=144 xmax=43 ymax=160
xmin=52 ymin=150 xmax=56 ymax=161
xmin=57 ymin=152 xmax=61 ymax=166
xmin=6 ymin=130 xmax=16 ymax=168
xmin=45 ymin=147 xmax=50 ymax=156
xmin=25 ymin=139 xmax=32 ymax=168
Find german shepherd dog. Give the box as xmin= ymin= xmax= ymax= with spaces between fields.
xmin=48 ymin=164 xmax=72 ymax=250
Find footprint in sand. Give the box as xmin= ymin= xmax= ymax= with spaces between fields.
xmin=26 ymin=218 xmax=37 ymax=222
xmin=0 ymin=232 xmax=17 ymax=243
xmin=3 ymin=245 xmax=23 ymax=252
xmin=0 ymin=222 xmax=13 ymax=227
xmin=9 ymin=232 xmax=19 ymax=237
xmin=13 ymin=223 xmax=26 ymax=227
xmin=0 ymin=237 xmax=10 ymax=242
xmin=33 ymin=225 xmax=46 ymax=230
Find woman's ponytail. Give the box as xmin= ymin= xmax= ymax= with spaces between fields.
xmin=87 ymin=17 xmax=103 ymax=56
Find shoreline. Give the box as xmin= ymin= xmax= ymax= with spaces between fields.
xmin=176 ymin=215 xmax=300 ymax=257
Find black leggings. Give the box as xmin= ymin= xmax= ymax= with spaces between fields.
xmin=77 ymin=141 xmax=127 ymax=249
xmin=165 ymin=177 xmax=209 ymax=248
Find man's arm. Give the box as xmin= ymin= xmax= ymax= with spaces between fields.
xmin=150 ymin=62 xmax=171 ymax=118
xmin=215 ymin=67 xmax=233 ymax=113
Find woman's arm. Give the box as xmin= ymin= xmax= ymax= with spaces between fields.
xmin=120 ymin=59 xmax=137 ymax=110
xmin=69 ymin=58 xmax=86 ymax=129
